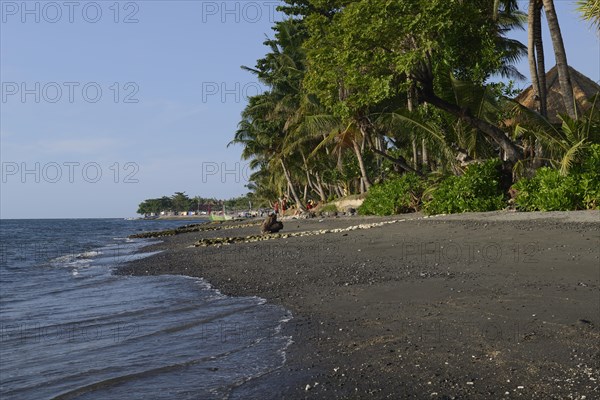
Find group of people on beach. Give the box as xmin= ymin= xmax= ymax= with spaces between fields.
xmin=271 ymin=196 xmax=318 ymax=216
xmin=272 ymin=196 xmax=288 ymax=215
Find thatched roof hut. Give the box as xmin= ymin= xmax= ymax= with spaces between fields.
xmin=515 ymin=65 xmax=599 ymax=123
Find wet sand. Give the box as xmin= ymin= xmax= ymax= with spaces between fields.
xmin=117 ymin=211 xmax=600 ymax=399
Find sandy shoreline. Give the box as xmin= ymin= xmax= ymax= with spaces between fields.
xmin=117 ymin=211 xmax=600 ymax=399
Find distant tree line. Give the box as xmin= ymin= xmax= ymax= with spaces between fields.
xmin=136 ymin=192 xmax=266 ymax=215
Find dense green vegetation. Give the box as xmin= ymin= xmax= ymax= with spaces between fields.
xmin=513 ymin=144 xmax=600 ymax=211
xmin=423 ymin=160 xmax=507 ymax=215
xmin=227 ymin=0 xmax=599 ymax=215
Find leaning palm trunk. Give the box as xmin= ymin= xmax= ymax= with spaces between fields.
xmin=315 ymin=172 xmax=327 ymax=202
xmin=351 ymin=139 xmax=372 ymax=190
xmin=334 ymin=184 xmax=344 ymax=198
xmin=300 ymin=153 xmax=313 ymax=203
xmin=306 ymin=174 xmax=321 ymax=200
xmin=420 ymin=89 xmax=522 ymax=163
xmin=279 ymin=159 xmax=305 ymax=211
xmin=542 ymin=0 xmax=577 ymax=119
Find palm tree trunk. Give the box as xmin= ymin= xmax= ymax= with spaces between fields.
xmin=315 ymin=172 xmax=327 ymax=202
xmin=529 ymin=0 xmax=547 ymax=168
xmin=366 ymin=131 xmax=424 ymax=177
xmin=300 ymin=152 xmax=313 ymax=202
xmin=412 ymin=140 xmax=419 ymax=169
xmin=414 ymin=48 xmax=522 ymax=163
xmin=376 ymin=135 xmax=384 ymax=170
xmin=352 ymin=139 xmax=372 ymax=190
xmin=542 ymin=0 xmax=577 ymax=119
xmin=280 ymin=159 xmax=305 ymax=211
xmin=407 ymin=84 xmax=420 ymax=170
xmin=534 ymin=13 xmax=547 ymax=118
xmin=528 ymin=0 xmax=547 ymax=117
xmin=421 ymin=139 xmax=429 ymax=172
xmin=420 ymin=89 xmax=522 ymax=163
xmin=306 ymin=172 xmax=322 ymax=199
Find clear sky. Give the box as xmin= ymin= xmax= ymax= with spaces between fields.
xmin=1 ymin=0 xmax=598 ymax=219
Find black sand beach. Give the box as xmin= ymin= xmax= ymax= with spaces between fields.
xmin=117 ymin=211 xmax=600 ymax=399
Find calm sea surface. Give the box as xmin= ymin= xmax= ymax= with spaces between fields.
xmin=0 ymin=219 xmax=291 ymax=399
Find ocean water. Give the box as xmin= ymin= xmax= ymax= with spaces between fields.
xmin=0 ymin=219 xmax=291 ymax=399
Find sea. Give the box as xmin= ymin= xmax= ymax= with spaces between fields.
xmin=0 ymin=219 xmax=292 ymax=399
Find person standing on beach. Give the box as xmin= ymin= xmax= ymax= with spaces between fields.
xmin=281 ymin=196 xmax=288 ymax=216
xmin=273 ymin=200 xmax=279 ymax=215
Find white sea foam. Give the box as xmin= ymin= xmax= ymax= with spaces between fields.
xmin=51 ymin=254 xmax=74 ymax=263
xmin=51 ymin=250 xmax=102 ymax=265
xmin=77 ymin=251 xmax=102 ymax=258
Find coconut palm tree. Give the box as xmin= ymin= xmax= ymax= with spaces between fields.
xmin=234 ymin=20 xmax=310 ymax=210
xmin=230 ymin=93 xmax=306 ymax=211
xmin=494 ymin=0 xmax=528 ymax=80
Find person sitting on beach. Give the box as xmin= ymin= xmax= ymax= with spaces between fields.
xmin=261 ymin=213 xmax=283 ymax=234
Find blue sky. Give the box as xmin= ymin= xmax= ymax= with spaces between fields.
xmin=1 ymin=0 xmax=598 ymax=218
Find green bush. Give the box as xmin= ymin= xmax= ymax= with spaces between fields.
xmin=423 ymin=160 xmax=506 ymax=215
xmin=572 ymin=144 xmax=600 ymax=175
xmin=513 ymin=145 xmax=600 ymax=211
xmin=358 ymin=173 xmax=425 ymax=215
xmin=513 ymin=168 xmax=580 ymax=211
xmin=577 ymin=173 xmax=600 ymax=209
xmin=573 ymin=144 xmax=600 ymax=209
